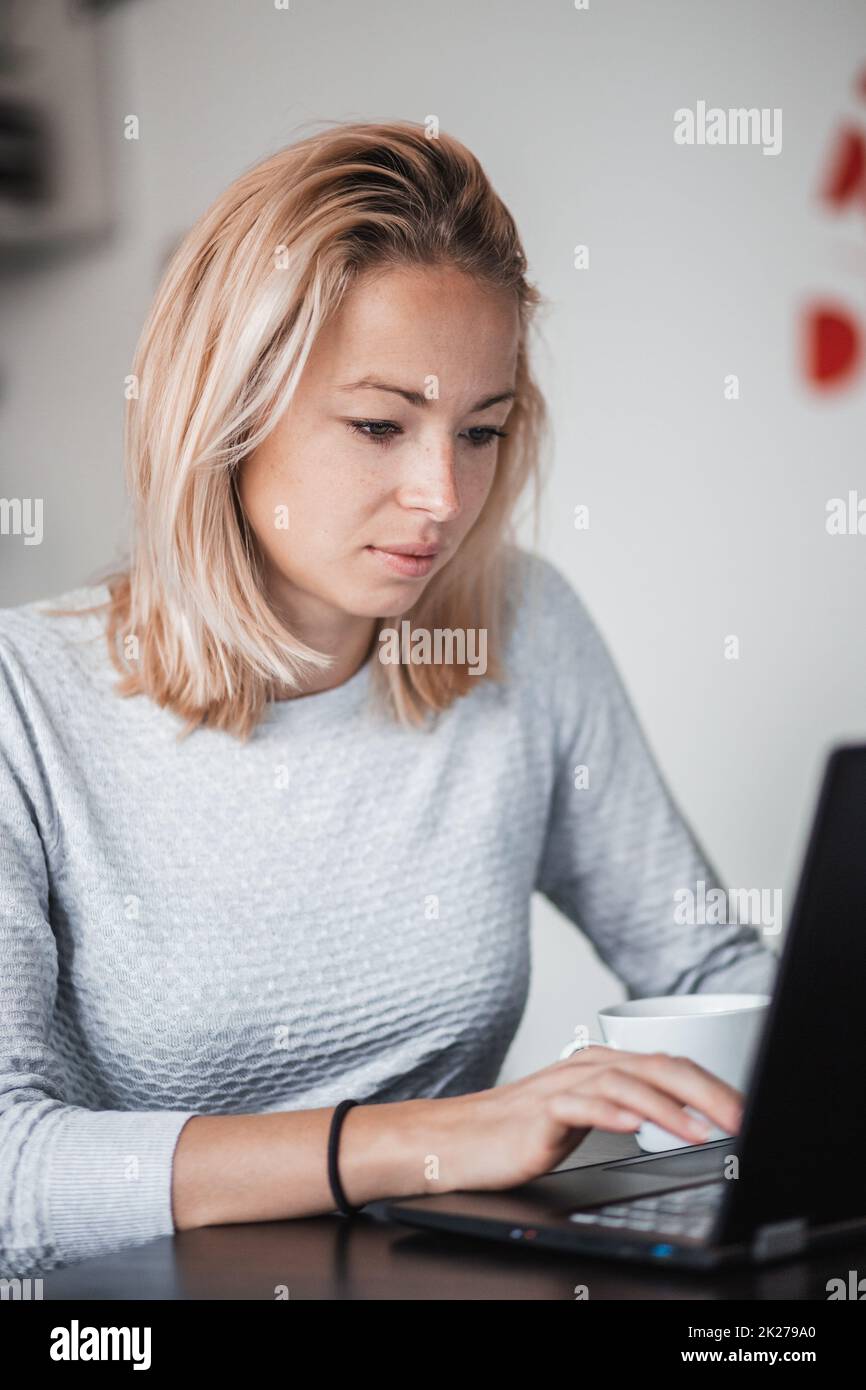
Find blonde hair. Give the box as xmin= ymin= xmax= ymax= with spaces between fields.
xmin=48 ymin=119 xmax=551 ymax=742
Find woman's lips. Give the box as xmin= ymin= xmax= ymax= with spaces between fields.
xmin=365 ymin=546 xmax=437 ymax=578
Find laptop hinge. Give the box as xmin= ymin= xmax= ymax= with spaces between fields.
xmin=751 ymin=1216 xmax=807 ymax=1262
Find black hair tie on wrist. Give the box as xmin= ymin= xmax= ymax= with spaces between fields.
xmin=328 ymin=1098 xmax=361 ymax=1217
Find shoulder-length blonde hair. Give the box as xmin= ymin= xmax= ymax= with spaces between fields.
xmin=49 ymin=119 xmax=550 ymax=742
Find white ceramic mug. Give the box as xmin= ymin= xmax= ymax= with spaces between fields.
xmin=558 ymin=993 xmax=770 ymax=1152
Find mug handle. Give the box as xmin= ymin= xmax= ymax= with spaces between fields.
xmin=558 ymin=1034 xmax=613 ymax=1061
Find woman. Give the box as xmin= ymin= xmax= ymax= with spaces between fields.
xmin=0 ymin=120 xmax=776 ymax=1274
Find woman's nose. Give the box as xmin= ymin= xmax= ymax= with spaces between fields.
xmin=397 ymin=443 xmax=462 ymax=521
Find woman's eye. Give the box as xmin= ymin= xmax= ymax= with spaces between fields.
xmin=347 ymin=420 xmax=401 ymax=445
xmin=463 ymin=427 xmax=508 ymax=450
xmin=345 ymin=420 xmax=508 ymax=450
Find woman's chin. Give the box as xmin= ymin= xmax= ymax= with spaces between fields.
xmin=340 ymin=570 xmax=434 ymax=616
xmin=342 ymin=591 xmax=425 ymax=620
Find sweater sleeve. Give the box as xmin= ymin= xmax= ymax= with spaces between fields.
xmin=532 ymin=561 xmax=779 ymax=1000
xmin=0 ymin=635 xmax=196 ymax=1275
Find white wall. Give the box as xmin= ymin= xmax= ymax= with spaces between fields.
xmin=2 ymin=0 xmax=865 ymax=1083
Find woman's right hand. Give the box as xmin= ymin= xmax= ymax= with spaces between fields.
xmin=427 ymin=1046 xmax=745 ymax=1196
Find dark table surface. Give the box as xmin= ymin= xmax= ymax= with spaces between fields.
xmin=37 ymin=1130 xmax=864 ymax=1300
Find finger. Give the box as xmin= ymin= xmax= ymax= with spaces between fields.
xmin=547 ymin=1093 xmax=644 ymax=1133
xmin=550 ymin=1043 xmax=617 ymax=1071
xmin=624 ymin=1053 xmax=744 ymax=1133
xmin=564 ymin=1066 xmax=724 ymax=1144
xmin=560 ymin=1049 xmax=743 ymax=1133
xmin=545 ymin=1049 xmax=744 ymax=1137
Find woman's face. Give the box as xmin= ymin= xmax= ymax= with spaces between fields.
xmin=238 ymin=263 xmax=519 ymax=625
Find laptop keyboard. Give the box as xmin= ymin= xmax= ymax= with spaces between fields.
xmin=569 ymin=1180 xmax=724 ymax=1242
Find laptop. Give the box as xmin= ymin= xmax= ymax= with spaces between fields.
xmin=366 ymin=744 xmax=866 ymax=1269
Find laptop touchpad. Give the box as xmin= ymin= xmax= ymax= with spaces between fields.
xmin=603 ymin=1143 xmax=736 ymax=1181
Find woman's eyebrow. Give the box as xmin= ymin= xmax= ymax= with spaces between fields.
xmin=336 ymin=377 xmax=516 ymax=412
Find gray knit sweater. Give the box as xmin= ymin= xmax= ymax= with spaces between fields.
xmin=0 ymin=549 xmax=777 ymax=1274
